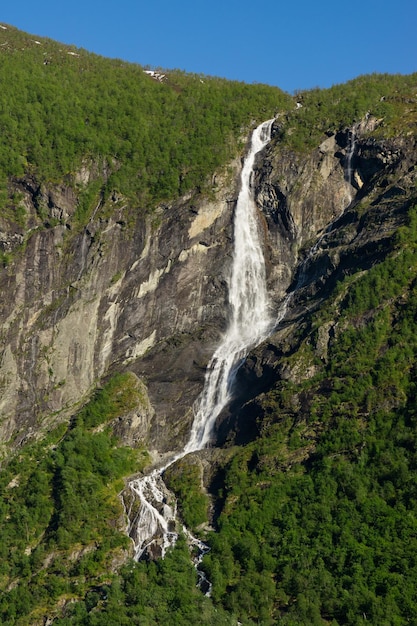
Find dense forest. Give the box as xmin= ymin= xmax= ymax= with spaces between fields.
xmin=1 ymin=23 xmax=417 ymax=626
xmin=0 ymin=24 xmax=289 ymax=216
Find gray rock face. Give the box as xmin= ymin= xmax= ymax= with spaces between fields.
xmin=0 ymin=123 xmax=416 ymax=457
xmin=217 ymin=128 xmax=417 ymax=445
xmin=0 ymin=164 xmax=236 ymax=452
xmin=253 ymin=125 xmax=357 ymax=307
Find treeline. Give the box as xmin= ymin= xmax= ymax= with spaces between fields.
xmin=0 ymin=25 xmax=289 ymax=214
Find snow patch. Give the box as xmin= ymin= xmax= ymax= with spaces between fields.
xmin=144 ymin=70 xmax=166 ymax=82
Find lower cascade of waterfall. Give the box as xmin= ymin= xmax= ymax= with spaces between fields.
xmin=125 ymin=119 xmax=275 ymax=584
xmin=125 ymin=120 xmax=358 ymax=589
xmin=345 ymin=126 xmax=356 ymax=203
xmin=126 ymin=469 xmax=179 ymax=560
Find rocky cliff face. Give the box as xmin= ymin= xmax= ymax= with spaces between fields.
xmin=0 ymin=161 xmax=238 ymax=454
xmin=215 ymin=119 xmax=417 ymax=447
xmin=1 ymin=118 xmax=416 ymax=462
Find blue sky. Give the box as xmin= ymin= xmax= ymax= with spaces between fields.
xmin=1 ymin=1 xmax=416 ymax=93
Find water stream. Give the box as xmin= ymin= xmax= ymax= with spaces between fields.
xmin=126 ymin=120 xmax=358 ymax=583
xmin=345 ymin=126 xmax=356 ymax=202
xmin=289 ymin=125 xmax=357 ymax=294
xmin=126 ymin=119 xmax=275 ymax=571
xmin=184 ymin=119 xmax=275 ymax=454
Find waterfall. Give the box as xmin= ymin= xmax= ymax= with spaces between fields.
xmin=126 ymin=119 xmax=275 ymax=564
xmin=274 ymin=123 xmax=358 ymax=323
xmin=185 ymin=119 xmax=274 ymax=453
xmin=126 ymin=120 xmax=359 ymax=563
xmin=344 ymin=126 xmax=357 ymax=204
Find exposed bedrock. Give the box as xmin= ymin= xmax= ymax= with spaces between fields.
xmin=0 ymin=122 xmax=416 ymax=459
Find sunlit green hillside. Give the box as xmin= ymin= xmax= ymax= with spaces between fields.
xmin=0 ymin=24 xmax=289 ymax=210
xmin=280 ymin=72 xmax=417 ymax=150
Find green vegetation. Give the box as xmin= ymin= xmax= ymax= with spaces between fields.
xmin=53 ymin=537 xmax=234 ymax=626
xmin=281 ymin=72 xmax=417 ymax=151
xmin=0 ymin=374 xmax=146 ymax=625
xmin=76 ymin=372 xmax=142 ymax=429
xmin=0 ymin=24 xmax=289 ymax=220
xmin=164 ymin=456 xmax=209 ymax=531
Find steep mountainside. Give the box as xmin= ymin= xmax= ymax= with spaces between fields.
xmin=1 ymin=24 xmax=417 ymax=626
xmin=0 ymin=23 xmax=289 ymax=456
xmin=219 ymin=118 xmax=417 ymax=445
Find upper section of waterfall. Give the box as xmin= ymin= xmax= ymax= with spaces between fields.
xmin=228 ymin=119 xmax=275 ymax=348
xmin=184 ymin=119 xmax=275 ymax=454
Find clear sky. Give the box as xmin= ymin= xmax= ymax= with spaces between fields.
xmin=1 ymin=1 xmax=416 ymax=93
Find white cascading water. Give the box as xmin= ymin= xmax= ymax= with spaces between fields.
xmin=127 ymin=121 xmax=358 ymax=567
xmin=127 ymin=119 xmax=275 ymax=563
xmin=185 ymin=119 xmax=274 ymax=453
xmin=127 ymin=467 xmax=178 ymax=560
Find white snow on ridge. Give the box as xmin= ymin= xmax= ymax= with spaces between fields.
xmin=144 ymin=70 xmax=166 ymax=82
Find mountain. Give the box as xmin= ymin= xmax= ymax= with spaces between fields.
xmin=1 ymin=24 xmax=417 ymax=625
